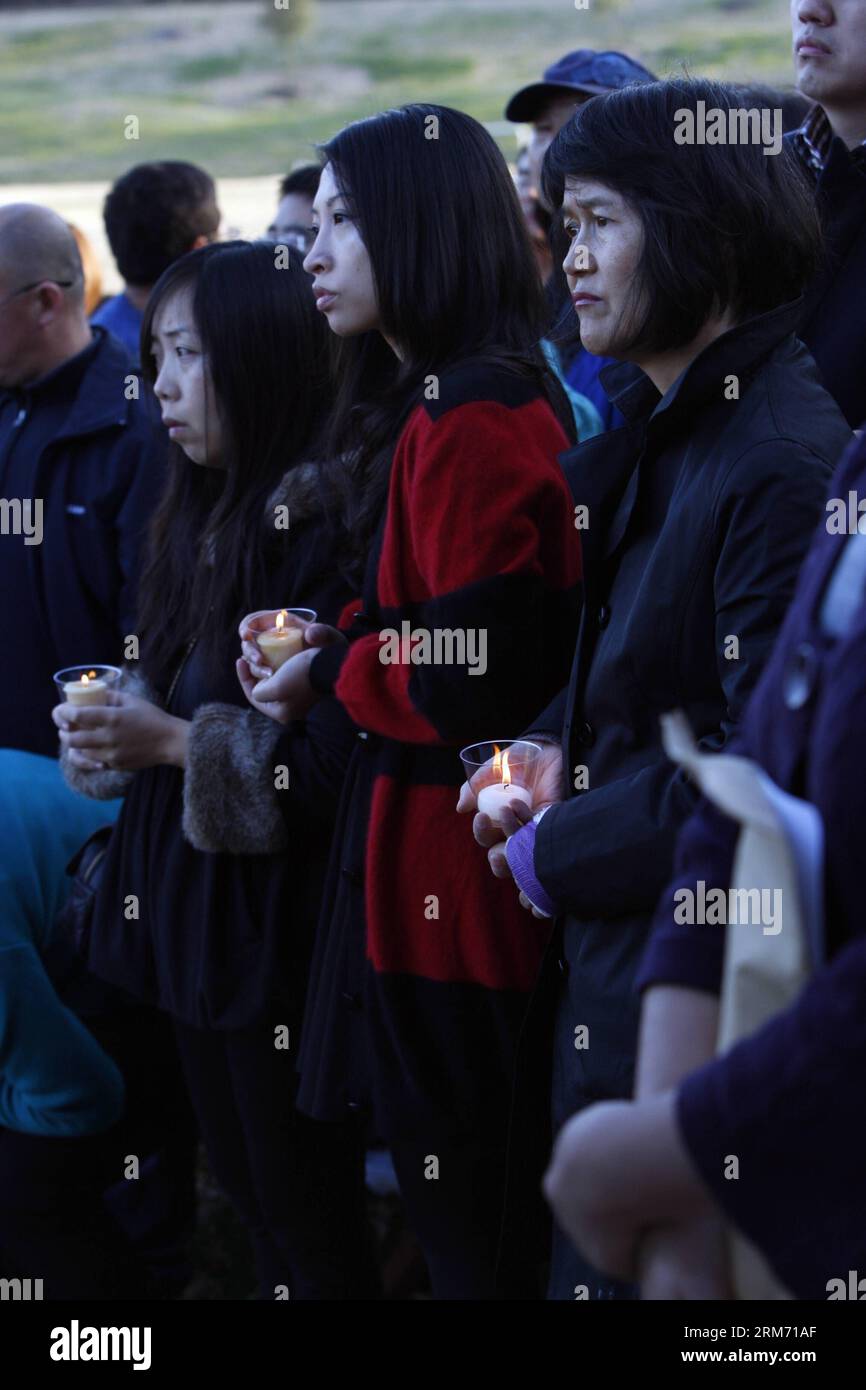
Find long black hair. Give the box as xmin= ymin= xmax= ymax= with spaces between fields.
xmin=542 ymin=77 xmax=822 ymax=357
xmin=317 ymin=103 xmax=573 ymax=575
xmin=136 ymin=239 xmax=332 ymax=685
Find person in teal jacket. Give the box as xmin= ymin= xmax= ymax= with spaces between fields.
xmin=0 ymin=748 xmax=123 ymax=1135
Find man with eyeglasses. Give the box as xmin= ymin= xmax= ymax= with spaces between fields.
xmin=265 ymin=164 xmax=320 ymax=253
xmin=0 ymin=202 xmax=166 ymax=758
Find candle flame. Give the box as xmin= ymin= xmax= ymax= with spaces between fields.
xmin=492 ymin=744 xmax=502 ymax=778
xmin=82 ymin=673 xmax=91 ymax=686
xmin=276 ymin=609 xmax=287 ymax=632
xmin=501 ymin=747 xmax=511 ymax=789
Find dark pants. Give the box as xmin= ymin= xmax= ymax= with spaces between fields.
xmin=546 ymin=937 xmax=637 ymax=1302
xmin=387 ymin=1133 xmax=509 ymax=1300
xmin=172 ymin=1017 xmax=382 ymax=1300
xmin=0 ymin=1003 xmax=196 ymax=1299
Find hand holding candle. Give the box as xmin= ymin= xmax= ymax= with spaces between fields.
xmin=52 ymin=685 xmax=189 ymax=771
xmin=459 ymin=740 xmax=544 ymax=828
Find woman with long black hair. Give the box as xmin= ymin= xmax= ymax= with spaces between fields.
xmin=53 ymin=240 xmax=379 ymax=1299
xmin=237 ymin=104 xmax=583 ymax=1298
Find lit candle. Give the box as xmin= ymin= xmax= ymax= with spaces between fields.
xmin=64 ymin=670 xmax=108 ymax=706
xmin=476 ymin=746 xmax=531 ymax=825
xmin=256 ymin=609 xmax=306 ymax=671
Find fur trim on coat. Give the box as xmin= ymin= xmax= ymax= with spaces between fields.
xmin=182 ymin=704 xmax=288 ymax=855
xmin=182 ymin=460 xmax=326 ymax=853
xmin=265 ymin=459 xmax=326 ymax=526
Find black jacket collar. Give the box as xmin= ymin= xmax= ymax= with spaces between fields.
xmin=559 ymin=298 xmax=810 ymax=587
xmin=598 ymin=297 xmax=806 ymax=437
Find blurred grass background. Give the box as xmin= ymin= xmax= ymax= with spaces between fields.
xmin=0 ymin=0 xmax=799 ymax=185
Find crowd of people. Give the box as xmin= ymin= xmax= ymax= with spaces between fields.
xmin=1 ymin=0 xmax=865 ymax=1302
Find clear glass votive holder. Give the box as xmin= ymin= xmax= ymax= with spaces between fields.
xmin=247 ymin=608 xmax=317 ymax=671
xmin=459 ymin=738 xmax=545 ymax=825
xmin=54 ymin=664 xmax=122 ymax=707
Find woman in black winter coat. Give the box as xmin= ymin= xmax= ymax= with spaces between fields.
xmin=461 ymin=78 xmax=853 ymax=1299
xmin=53 ymin=241 xmax=379 ymax=1299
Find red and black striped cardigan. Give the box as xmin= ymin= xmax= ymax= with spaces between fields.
xmin=300 ymin=359 xmax=582 ymax=1139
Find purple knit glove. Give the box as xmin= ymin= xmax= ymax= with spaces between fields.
xmin=505 ymin=813 xmax=558 ymax=919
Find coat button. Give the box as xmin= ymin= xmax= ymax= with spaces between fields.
xmin=576 ymin=720 xmax=595 ymax=747
xmin=783 ymin=642 xmax=818 ymax=710
xmin=597 ymin=604 xmax=611 ymax=629
xmin=358 ymin=730 xmax=369 ymax=741
xmin=346 ymin=1099 xmax=362 ymax=1112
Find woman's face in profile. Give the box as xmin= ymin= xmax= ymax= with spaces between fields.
xmin=303 ymin=162 xmax=381 ymax=339
xmin=150 ymin=284 xmax=224 ymax=469
xmin=560 ymin=177 xmax=647 ymax=360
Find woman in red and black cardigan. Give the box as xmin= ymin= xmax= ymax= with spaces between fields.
xmin=237 ymin=104 xmax=582 ymax=1298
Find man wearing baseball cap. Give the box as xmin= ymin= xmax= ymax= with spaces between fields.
xmin=507 ymin=49 xmax=656 ymax=204
xmin=506 ymin=50 xmax=656 ymax=433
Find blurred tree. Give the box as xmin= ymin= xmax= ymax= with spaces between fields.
xmin=260 ymin=0 xmax=315 ymax=42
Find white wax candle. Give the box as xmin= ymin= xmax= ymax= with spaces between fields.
xmin=476 ymin=780 xmax=531 ymax=825
xmin=64 ymin=678 xmax=108 ymax=707
xmin=256 ymin=625 xmax=305 ymax=671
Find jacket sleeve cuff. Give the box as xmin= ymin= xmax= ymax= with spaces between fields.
xmin=636 ymin=928 xmax=726 ymax=996
xmin=505 ymin=818 xmax=558 ymax=918
xmin=309 ymin=643 xmax=349 ymax=696
xmin=182 ymin=703 xmax=289 ymax=855
xmin=59 ymin=747 xmax=134 ymax=801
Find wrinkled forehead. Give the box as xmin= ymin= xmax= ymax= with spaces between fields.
xmin=150 ymin=283 xmax=197 ymax=339
xmin=562 ymin=177 xmax=623 ymax=211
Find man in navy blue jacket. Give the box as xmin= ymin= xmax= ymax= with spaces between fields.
xmin=0 ymin=203 xmax=166 ymax=757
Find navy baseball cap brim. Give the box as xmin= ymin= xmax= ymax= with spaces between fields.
xmin=505 ymin=80 xmax=606 ymax=122
xmin=505 ymin=50 xmax=656 ymax=123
